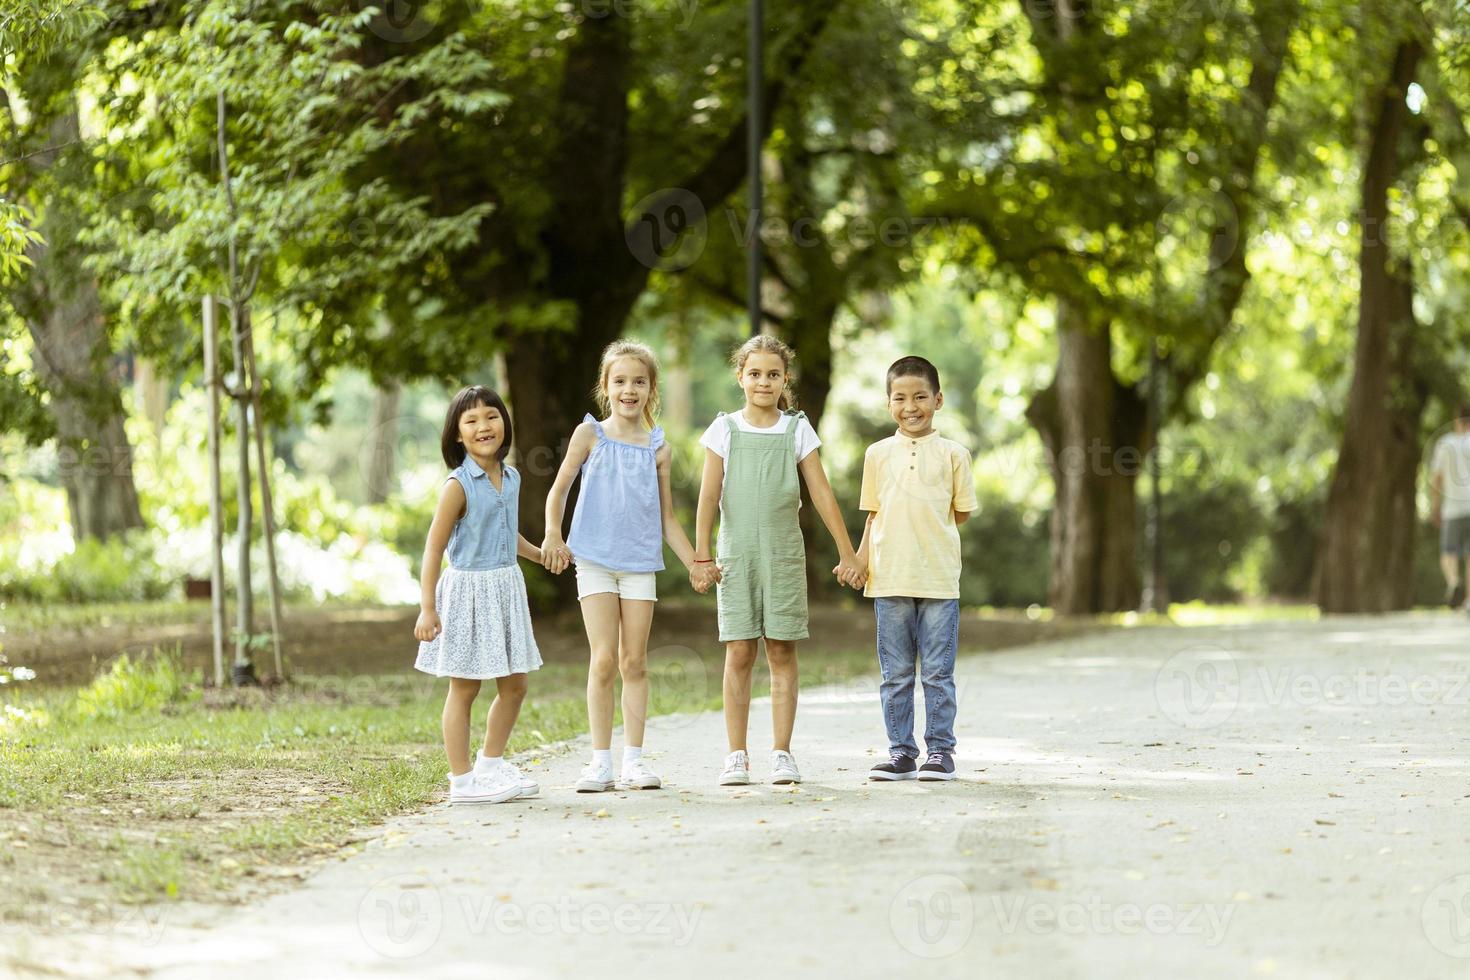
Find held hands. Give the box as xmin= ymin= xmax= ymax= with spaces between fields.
xmin=833 ymin=555 xmax=866 ymax=591
xmin=413 ymin=607 xmax=442 ymax=642
xmin=539 ymin=534 xmax=574 ymax=574
xmin=690 ymin=560 xmax=722 ymax=594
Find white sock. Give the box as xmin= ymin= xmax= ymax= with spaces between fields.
xmin=623 ymin=746 xmax=643 ymax=766
xmin=475 ymin=753 xmax=501 ymax=775
xmin=593 ymin=749 xmax=613 ymax=769
xmin=451 ymin=771 xmax=475 ymax=789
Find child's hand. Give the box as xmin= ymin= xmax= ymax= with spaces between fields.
xmin=833 ymin=558 xmax=865 ymax=591
xmin=414 ymin=608 xmax=441 ymax=642
xmin=540 ymin=534 xmax=572 ymax=574
xmin=690 ymin=562 xmax=717 ymax=593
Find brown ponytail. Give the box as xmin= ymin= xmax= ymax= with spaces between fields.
xmin=730 ymin=334 xmax=798 ymax=412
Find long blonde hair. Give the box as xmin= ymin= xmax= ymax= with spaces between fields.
xmin=730 ymin=334 xmax=797 ymax=412
xmin=593 ymin=339 xmax=662 ymax=429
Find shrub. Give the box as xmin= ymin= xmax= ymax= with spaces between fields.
xmin=0 ymin=530 xmax=174 ymax=603
xmin=73 ymin=650 xmax=192 ymax=722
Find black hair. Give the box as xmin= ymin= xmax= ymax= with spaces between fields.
xmin=886 ymin=355 xmax=941 ymax=395
xmin=441 ymin=385 xmax=513 ymax=468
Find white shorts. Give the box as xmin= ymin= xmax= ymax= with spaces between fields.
xmin=574 ymin=559 xmax=658 ymax=602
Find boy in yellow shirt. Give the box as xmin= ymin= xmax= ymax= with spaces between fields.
xmin=852 ymin=356 xmax=976 ymax=781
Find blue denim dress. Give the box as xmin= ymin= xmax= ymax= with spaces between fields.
xmin=414 ymin=456 xmax=542 ymax=679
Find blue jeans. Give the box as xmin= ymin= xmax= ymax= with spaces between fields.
xmin=875 ymin=597 xmax=959 ymax=757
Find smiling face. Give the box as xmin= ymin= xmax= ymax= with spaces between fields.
xmin=737 ymin=350 xmax=788 ymax=411
xmin=456 ymin=401 xmax=505 ymax=464
xmin=603 ymin=355 xmax=652 ymax=424
xmin=888 ymin=374 xmax=942 ymax=437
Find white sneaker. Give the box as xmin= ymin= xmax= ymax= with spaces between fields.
xmin=770 ymin=750 xmax=802 ymax=784
xmin=478 ymin=752 xmax=539 ymax=798
xmin=448 ymin=771 xmax=519 ymax=805
xmin=575 ymin=760 xmax=616 ymax=793
xmin=620 ymin=757 xmax=662 ymax=790
xmin=719 ymin=750 xmax=751 ymax=786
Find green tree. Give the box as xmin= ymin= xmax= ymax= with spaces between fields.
xmin=916 ymin=0 xmax=1297 ymax=613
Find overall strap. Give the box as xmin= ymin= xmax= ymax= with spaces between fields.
xmin=721 ymin=411 xmax=740 ymax=434
xmin=783 ymin=410 xmax=805 ymax=444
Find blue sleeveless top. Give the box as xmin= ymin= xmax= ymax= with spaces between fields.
xmin=566 ymin=414 xmax=665 ymax=572
xmin=445 ymin=456 xmax=519 ymax=571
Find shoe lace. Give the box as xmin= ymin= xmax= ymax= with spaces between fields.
xmin=725 ymin=752 xmax=747 ymax=772
xmin=925 ymin=752 xmax=946 ymax=767
xmin=890 ymin=752 xmax=909 ymax=767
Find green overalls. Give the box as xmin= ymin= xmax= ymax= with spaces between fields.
xmin=715 ymin=410 xmax=810 ymax=642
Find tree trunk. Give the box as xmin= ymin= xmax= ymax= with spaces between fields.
xmin=231 ymin=305 xmax=255 ymax=670
xmin=789 ymin=295 xmax=840 ymax=593
xmin=133 ymin=355 xmax=171 ymax=442
xmin=18 ymin=109 xmax=145 ymax=542
xmin=365 ymin=380 xmax=401 ymax=504
xmin=1027 ymin=304 xmax=1148 ymax=614
xmin=1316 ymin=40 xmax=1426 ymax=613
xmin=494 ymin=4 xmax=834 ymax=609
xmin=504 ymin=294 xmax=639 ymax=608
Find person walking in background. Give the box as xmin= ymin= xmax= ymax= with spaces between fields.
xmin=1430 ymin=406 xmax=1470 ymax=612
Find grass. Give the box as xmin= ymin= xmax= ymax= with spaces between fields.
xmin=0 ymin=644 xmax=883 ymax=918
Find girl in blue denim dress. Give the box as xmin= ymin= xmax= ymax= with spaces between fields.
xmin=414 ymin=386 xmax=544 ymax=805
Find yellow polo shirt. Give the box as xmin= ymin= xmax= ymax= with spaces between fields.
xmin=859 ymin=430 xmax=977 ymax=599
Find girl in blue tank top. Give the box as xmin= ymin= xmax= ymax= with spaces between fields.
xmin=541 ymin=340 xmax=717 ymax=793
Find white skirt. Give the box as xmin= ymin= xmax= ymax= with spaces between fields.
xmin=415 ymin=564 xmax=543 ymax=679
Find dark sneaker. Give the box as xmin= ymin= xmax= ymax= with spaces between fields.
xmin=869 ymin=752 xmax=918 ymax=781
xmin=1449 ymin=582 xmax=1466 ymax=609
xmin=917 ymin=752 xmax=957 ymax=781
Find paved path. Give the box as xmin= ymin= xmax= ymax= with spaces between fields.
xmin=11 ymin=614 xmax=1470 ymax=978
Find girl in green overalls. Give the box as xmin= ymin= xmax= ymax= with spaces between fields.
xmin=694 ymin=335 xmax=865 ymax=786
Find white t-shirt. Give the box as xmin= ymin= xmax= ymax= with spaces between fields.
xmin=1432 ymin=432 xmax=1470 ymax=520
xmin=699 ymin=411 xmax=821 ymax=461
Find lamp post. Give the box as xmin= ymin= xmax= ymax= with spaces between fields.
xmin=747 ymin=0 xmax=763 ymax=338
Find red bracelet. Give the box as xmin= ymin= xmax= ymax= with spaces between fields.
xmin=694 ymin=559 xmax=715 ymax=563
